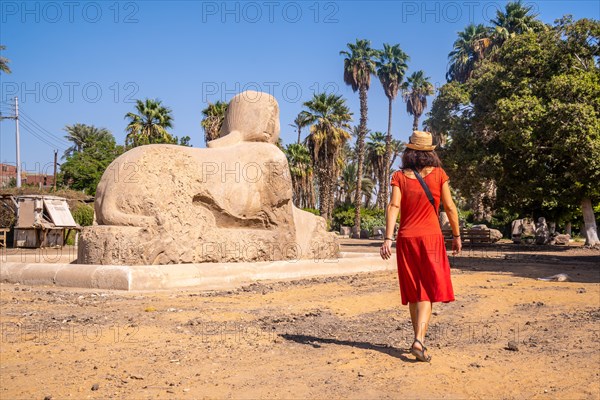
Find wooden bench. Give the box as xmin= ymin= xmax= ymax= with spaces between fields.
xmin=442 ymin=228 xmax=492 ymax=244
xmin=0 ymin=228 xmax=9 ymax=247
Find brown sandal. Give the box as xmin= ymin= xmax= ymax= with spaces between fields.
xmin=411 ymin=339 xmax=432 ymax=362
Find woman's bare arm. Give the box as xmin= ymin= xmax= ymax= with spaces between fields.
xmin=381 ymin=186 xmax=401 ymax=260
xmin=386 ymin=186 xmax=401 ymax=235
xmin=441 ymin=181 xmax=462 ymax=254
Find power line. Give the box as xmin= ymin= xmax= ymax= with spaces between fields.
xmin=18 ymin=110 xmax=71 ymax=146
xmin=19 ymin=121 xmax=65 ymax=150
xmin=1 ymin=98 xmax=63 ymax=189
xmin=0 ymin=104 xmax=15 ymax=114
xmin=18 ymin=118 xmax=68 ymax=149
xmin=0 ymin=105 xmax=70 ymax=150
xmin=19 ymin=119 xmax=66 ymax=150
xmin=19 ymin=121 xmax=63 ymax=149
xmin=19 ymin=110 xmax=69 ymax=144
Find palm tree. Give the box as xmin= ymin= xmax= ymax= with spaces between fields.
xmin=376 ymin=43 xmax=409 ymax=206
xmin=125 ymin=99 xmax=174 ymax=147
xmin=446 ymin=24 xmax=491 ymax=83
xmin=0 ymin=45 xmax=10 ymax=74
xmin=340 ymin=39 xmax=379 ymax=237
xmin=303 ymin=93 xmax=353 ymax=222
xmin=339 ymin=163 xmax=375 ymax=206
xmin=365 ymin=132 xmax=387 ymax=208
xmin=334 ymin=140 xmax=356 ymax=206
xmin=285 ymin=143 xmax=315 ymax=209
xmin=422 ymin=116 xmax=448 ymax=148
xmin=491 ymin=0 xmax=545 ymax=39
xmin=403 ymin=71 xmax=434 ymax=131
xmin=290 ymin=111 xmax=311 ymax=144
xmin=63 ymin=123 xmax=112 ymax=159
xmin=201 ymin=101 xmax=228 ymax=146
xmin=389 ymin=139 xmax=405 ymax=170
xmin=342 ymin=136 xmax=357 ymax=163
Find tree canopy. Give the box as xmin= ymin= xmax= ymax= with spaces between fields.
xmin=201 ymin=101 xmax=228 ymax=146
xmin=303 ymin=92 xmax=353 ymax=221
xmin=63 ymin=123 xmax=112 ymax=159
xmin=340 ymin=39 xmax=379 ymax=235
xmin=125 ymin=99 xmax=175 ymax=147
xmin=0 ymin=44 xmax=11 ymax=74
xmin=60 ymin=132 xmax=124 ymax=195
xmin=429 ymin=17 xmax=600 ymax=235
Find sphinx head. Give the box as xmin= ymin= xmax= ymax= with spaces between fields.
xmin=217 ymin=90 xmax=280 ymax=145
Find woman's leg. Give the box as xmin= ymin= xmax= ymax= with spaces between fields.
xmin=409 ymin=301 xmax=432 ymax=360
xmin=415 ymin=301 xmax=432 ymax=344
xmin=409 ymin=302 xmax=418 ymax=335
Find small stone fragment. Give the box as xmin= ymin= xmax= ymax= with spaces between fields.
xmin=506 ymin=341 xmax=519 ymax=351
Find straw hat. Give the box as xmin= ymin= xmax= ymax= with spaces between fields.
xmin=405 ymin=131 xmax=436 ymax=151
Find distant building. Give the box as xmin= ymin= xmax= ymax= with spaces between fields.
xmin=0 ymin=163 xmax=55 ymax=189
xmin=0 ymin=164 xmax=17 ymax=187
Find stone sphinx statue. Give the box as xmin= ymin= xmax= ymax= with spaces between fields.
xmin=78 ymin=91 xmax=338 ymax=265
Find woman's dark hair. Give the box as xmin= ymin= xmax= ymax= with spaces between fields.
xmin=401 ymin=148 xmax=442 ymax=170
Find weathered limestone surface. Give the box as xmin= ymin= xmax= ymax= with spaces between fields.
xmin=489 ymin=229 xmax=503 ymax=242
xmin=512 ymin=218 xmax=536 ymax=243
xmin=79 ymin=91 xmax=338 ymax=265
xmin=536 ymin=217 xmax=551 ymax=245
xmin=553 ymin=234 xmax=570 ymax=245
xmin=1 ymin=253 xmax=393 ymax=290
xmin=470 ymin=224 xmax=502 ymax=243
xmin=439 ymin=211 xmax=451 ymax=230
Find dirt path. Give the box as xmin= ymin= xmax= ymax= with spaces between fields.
xmin=1 ymin=243 xmax=599 ymax=399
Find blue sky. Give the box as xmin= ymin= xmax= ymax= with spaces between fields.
xmin=1 ymin=0 xmax=598 ymax=174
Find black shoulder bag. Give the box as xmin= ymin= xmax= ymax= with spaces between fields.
xmin=411 ymin=168 xmax=438 ymax=216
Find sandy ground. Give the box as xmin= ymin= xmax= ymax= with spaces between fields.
xmin=0 ymin=240 xmax=599 ymax=399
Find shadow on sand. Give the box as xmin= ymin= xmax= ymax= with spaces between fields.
xmin=448 ymin=243 xmax=600 ymax=284
xmin=279 ymin=333 xmax=422 ymax=363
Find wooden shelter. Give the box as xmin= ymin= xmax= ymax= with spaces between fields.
xmin=0 ymin=195 xmax=80 ymax=248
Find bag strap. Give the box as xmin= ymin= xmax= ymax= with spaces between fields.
xmin=411 ymin=168 xmax=438 ymax=216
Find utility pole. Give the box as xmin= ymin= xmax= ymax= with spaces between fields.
xmin=0 ymin=97 xmax=21 ymax=187
xmin=15 ymin=97 xmax=21 ymax=188
xmin=53 ymin=149 xmax=57 ymax=191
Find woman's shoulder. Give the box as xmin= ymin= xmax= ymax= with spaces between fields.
xmin=390 ymin=170 xmax=404 ymax=185
xmin=435 ymin=167 xmax=450 ymax=182
xmin=394 ymin=167 xmax=444 ymax=180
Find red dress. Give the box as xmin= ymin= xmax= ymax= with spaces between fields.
xmin=390 ymin=168 xmax=455 ymax=306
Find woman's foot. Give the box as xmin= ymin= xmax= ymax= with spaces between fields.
xmin=411 ymin=338 xmax=432 ymax=362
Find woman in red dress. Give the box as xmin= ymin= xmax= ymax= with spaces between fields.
xmin=380 ymin=131 xmax=462 ymax=362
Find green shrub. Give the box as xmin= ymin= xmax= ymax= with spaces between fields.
xmin=458 ymin=209 xmax=473 ymax=224
xmin=360 ymin=214 xmax=386 ymax=233
xmin=65 ymin=230 xmax=76 ymax=245
xmin=331 ymin=205 xmax=386 ymax=233
xmin=302 ymin=208 xmax=320 ymax=216
xmin=71 ymin=203 xmax=94 ymax=226
xmin=332 ymin=207 xmax=355 ymax=231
